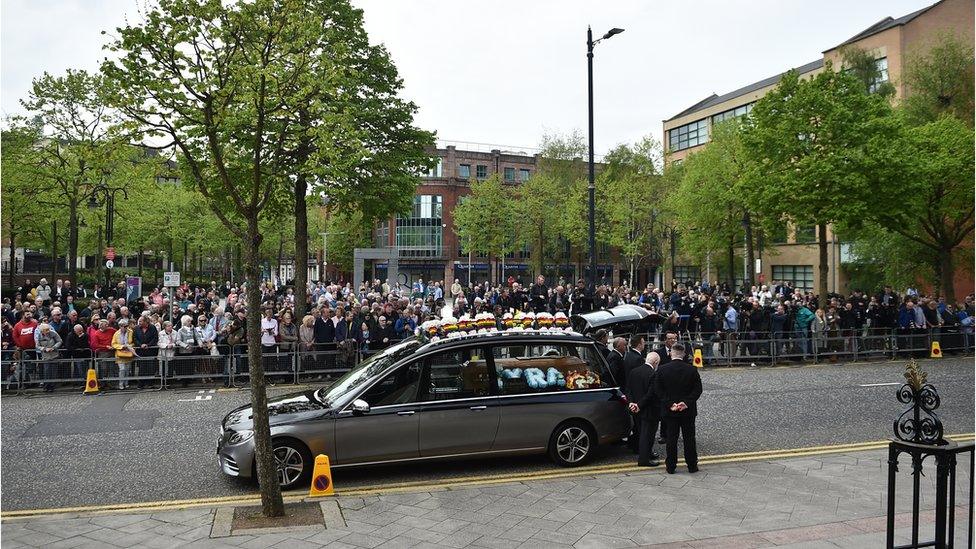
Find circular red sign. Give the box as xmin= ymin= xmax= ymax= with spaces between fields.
xmin=87 ymin=379 xmax=97 ymax=388
xmin=313 ymin=475 xmax=330 ymax=491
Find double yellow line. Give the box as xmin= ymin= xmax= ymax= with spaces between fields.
xmin=4 ymin=433 xmax=972 ymax=520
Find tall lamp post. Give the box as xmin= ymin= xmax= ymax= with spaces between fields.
xmin=587 ymin=26 xmax=624 ymax=289
xmin=88 ymin=184 xmax=128 ymax=289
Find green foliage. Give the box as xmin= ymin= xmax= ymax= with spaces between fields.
xmin=323 ymin=209 xmax=374 ymax=272
xmin=839 ymin=45 xmax=896 ymax=98
xmin=845 ymin=224 xmax=934 ymax=291
xmin=453 ymin=174 xmax=517 ymax=261
xmin=901 ymin=31 xmax=975 ymax=127
xmin=513 ymin=173 xmax=565 ymax=276
xmin=741 ymin=64 xmax=898 ymax=296
xmin=601 ymin=137 xmax=664 ymax=284
xmin=668 ymin=121 xmax=751 ymax=265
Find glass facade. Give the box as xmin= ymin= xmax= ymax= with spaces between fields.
xmin=396 ymin=195 xmax=443 ymax=258
xmin=772 ymin=265 xmax=814 ymax=291
xmin=673 ymin=265 xmax=701 ymax=286
xmin=668 ymin=119 xmax=709 ymax=152
xmin=711 ymin=103 xmax=754 ymax=125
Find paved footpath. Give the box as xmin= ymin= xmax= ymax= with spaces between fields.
xmin=1 ymin=447 xmax=971 ymax=548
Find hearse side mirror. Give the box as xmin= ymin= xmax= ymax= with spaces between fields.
xmin=351 ymin=399 xmax=370 ymax=415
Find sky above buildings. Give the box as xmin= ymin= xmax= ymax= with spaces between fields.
xmin=2 ymin=0 xmax=934 ymax=155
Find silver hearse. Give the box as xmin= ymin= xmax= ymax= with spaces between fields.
xmin=217 ymin=330 xmax=630 ymax=488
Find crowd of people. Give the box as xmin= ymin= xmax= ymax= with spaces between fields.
xmin=2 ymin=273 xmax=973 ymax=392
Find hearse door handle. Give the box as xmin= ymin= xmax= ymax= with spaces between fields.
xmin=396 ymin=410 xmax=415 ymax=416
xmin=469 ymin=406 xmax=487 ymax=411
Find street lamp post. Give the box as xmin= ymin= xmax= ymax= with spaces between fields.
xmin=587 ymin=26 xmax=624 ymax=290
xmin=88 ymin=184 xmax=128 ymax=289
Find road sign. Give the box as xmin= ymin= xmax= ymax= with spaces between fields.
xmin=105 ymin=247 xmax=116 ymax=260
xmin=163 ymin=271 xmax=181 ymax=287
xmin=105 ymin=259 xmax=114 ymax=269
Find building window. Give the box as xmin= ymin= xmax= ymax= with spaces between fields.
xmin=716 ymin=266 xmax=746 ymax=291
xmin=375 ymin=220 xmax=389 ymax=248
xmin=476 ymin=165 xmax=488 ymax=179
xmin=519 ymin=168 xmax=530 ymax=182
xmin=668 ymin=119 xmax=709 ymax=152
xmin=504 ymin=167 xmax=515 ymax=182
xmin=795 ymin=225 xmax=817 ymax=244
xmin=868 ymin=57 xmax=889 ymax=93
xmin=711 ymin=103 xmax=754 ymax=126
xmin=673 ymin=265 xmax=701 ymax=286
xmin=772 ymin=265 xmax=814 ymax=291
xmin=424 ymin=158 xmax=443 ymax=178
xmin=458 ymin=164 xmax=471 ymax=178
xmin=396 ymin=195 xmax=443 ymax=258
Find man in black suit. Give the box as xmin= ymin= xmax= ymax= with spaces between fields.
xmin=655 ymin=343 xmax=703 ymax=474
xmin=605 ymin=337 xmax=627 ymax=388
xmin=652 ymin=331 xmax=678 ymax=367
xmin=622 ymin=335 xmax=646 ymax=453
xmin=627 ymin=351 xmax=662 ymax=467
xmin=593 ymin=329 xmax=611 ymax=361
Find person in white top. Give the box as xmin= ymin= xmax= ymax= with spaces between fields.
xmin=260 ymin=308 xmax=279 ymax=351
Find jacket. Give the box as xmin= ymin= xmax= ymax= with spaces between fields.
xmin=606 ymin=349 xmax=626 ymax=388
xmin=12 ymin=319 xmax=38 ymax=349
xmin=111 ymin=328 xmax=136 ymax=362
xmin=37 ymin=330 xmax=63 ymax=360
xmin=654 ymin=358 xmax=703 ymax=418
xmin=626 ymin=363 xmax=661 ymax=420
xmin=90 ymin=328 xmax=116 ymax=353
xmin=158 ymin=329 xmax=178 ymax=358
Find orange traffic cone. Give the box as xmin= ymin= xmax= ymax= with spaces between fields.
xmin=930 ymin=341 xmax=942 ymax=358
xmin=84 ymin=368 xmax=100 ymax=395
xmin=693 ymin=348 xmax=704 ymax=368
xmin=308 ymin=454 xmax=335 ymax=497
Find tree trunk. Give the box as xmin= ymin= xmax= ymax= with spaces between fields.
xmin=8 ymin=231 xmax=17 ymax=290
xmin=244 ymin=220 xmax=285 ymax=517
xmin=51 ymin=220 xmax=58 ymax=282
xmin=743 ymin=212 xmax=755 ymax=288
xmin=68 ymin=205 xmax=79 ymax=283
xmin=817 ymin=223 xmax=829 ymax=300
xmin=276 ymin=230 xmax=284 ymax=288
xmin=183 ymin=241 xmax=189 ymax=275
xmin=938 ymin=247 xmax=955 ymax=303
xmin=138 ymin=248 xmax=144 ymax=278
xmin=294 ymin=175 xmax=308 ymax=319
xmin=726 ymin=237 xmax=736 ymax=290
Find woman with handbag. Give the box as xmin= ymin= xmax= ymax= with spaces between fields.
xmin=111 ymin=319 xmax=136 ymax=390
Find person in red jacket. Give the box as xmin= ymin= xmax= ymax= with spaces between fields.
xmin=11 ymin=311 xmax=39 ymax=389
xmin=89 ymin=319 xmax=117 ymax=382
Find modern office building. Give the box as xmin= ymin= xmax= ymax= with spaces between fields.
xmin=661 ymin=0 xmax=974 ymax=295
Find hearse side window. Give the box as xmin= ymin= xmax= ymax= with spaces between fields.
xmin=359 ymin=362 xmax=422 ymax=407
xmin=491 ymin=343 xmax=609 ymax=395
xmin=422 ymin=347 xmax=490 ymax=401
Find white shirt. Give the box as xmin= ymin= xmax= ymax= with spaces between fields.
xmin=261 ymin=317 xmax=278 ymax=346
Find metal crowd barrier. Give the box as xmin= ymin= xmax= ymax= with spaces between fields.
xmin=3 ymin=327 xmax=972 ymax=394
xmin=632 ymin=327 xmax=973 ymax=367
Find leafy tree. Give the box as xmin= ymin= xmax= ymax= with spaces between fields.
xmin=536 ymin=131 xmax=588 ymax=273
xmin=279 ymin=3 xmax=434 ymax=318
xmin=741 ymin=65 xmax=898 ymax=298
xmin=602 ymin=137 xmax=663 ymax=287
xmin=20 ymin=69 xmax=131 ymax=283
xmin=322 ymin=209 xmax=374 ymax=273
xmin=901 ymin=31 xmax=974 ymax=127
xmin=453 ymin=175 xmax=516 ymax=283
xmin=668 ymin=121 xmax=756 ymax=289
xmin=513 ymin=173 xmax=564 ymax=277
xmin=1 ymin=121 xmax=47 ymax=287
xmin=871 ymin=116 xmax=974 ymax=302
xmin=103 ymin=0 xmax=332 ymax=515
